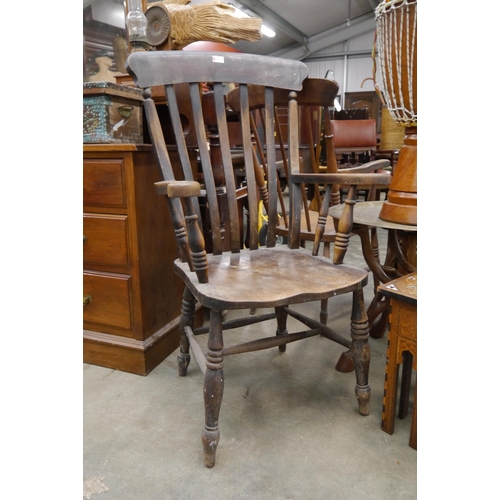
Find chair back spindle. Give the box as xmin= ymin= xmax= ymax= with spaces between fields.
xmin=127 ymin=51 xmax=308 ymax=264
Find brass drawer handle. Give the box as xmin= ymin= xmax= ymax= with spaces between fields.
xmin=83 ymin=295 xmax=92 ymax=306
xmin=118 ymin=105 xmax=134 ymax=118
xmin=83 ymin=235 xmax=88 ymax=244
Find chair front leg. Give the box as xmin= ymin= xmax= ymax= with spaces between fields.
xmin=350 ymin=284 xmax=371 ymax=416
xmin=178 ymin=286 xmax=196 ymax=376
xmin=202 ymin=309 xmax=225 ymax=467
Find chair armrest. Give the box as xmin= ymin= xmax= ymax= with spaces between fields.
xmin=289 ymin=165 xmax=392 ymax=265
xmin=154 ymin=180 xmax=201 ymax=198
xmin=289 ymin=172 xmax=392 ymax=187
xmin=154 ymin=180 xmax=208 ymax=284
xmin=339 ymin=159 xmax=391 ymax=174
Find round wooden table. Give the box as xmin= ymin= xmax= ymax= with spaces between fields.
xmin=329 ymin=200 xmax=417 ymax=338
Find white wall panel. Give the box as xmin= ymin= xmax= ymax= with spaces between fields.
xmin=346 ymin=31 xmax=376 ymax=52
xmin=304 ymin=29 xmax=384 ymax=103
xmin=311 ymin=40 xmax=345 ymax=56
xmin=305 ymin=59 xmax=344 ymax=84
xmin=346 ymin=57 xmax=377 ymax=92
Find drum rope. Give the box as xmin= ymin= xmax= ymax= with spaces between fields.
xmin=375 ymin=0 xmax=417 ymax=125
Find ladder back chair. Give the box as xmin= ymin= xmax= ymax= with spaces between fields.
xmin=126 ymin=50 xmax=391 ymax=468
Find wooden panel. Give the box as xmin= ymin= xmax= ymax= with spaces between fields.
xmin=83 ymin=214 xmax=130 ymax=268
xmin=83 ymin=159 xmax=127 ymax=208
xmin=344 ymin=91 xmax=382 ymax=134
xmin=131 ymin=150 xmax=186 ymax=335
xmin=83 ymin=305 xmax=203 ymax=376
xmin=83 ymin=271 xmax=133 ymax=335
xmin=82 ymin=145 xmax=198 ymax=374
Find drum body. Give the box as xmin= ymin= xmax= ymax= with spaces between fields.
xmin=376 ymin=0 xmax=417 ymax=125
xmin=375 ymin=0 xmax=417 ymax=226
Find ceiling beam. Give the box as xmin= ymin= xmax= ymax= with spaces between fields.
xmin=269 ymin=12 xmax=376 ymax=60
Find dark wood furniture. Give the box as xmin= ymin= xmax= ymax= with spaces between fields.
xmin=226 ymin=80 xmax=390 ymax=325
xmin=344 ymin=90 xmax=382 ymax=134
xmin=378 ymin=272 xmax=417 ymax=450
xmin=329 ymin=200 xmax=417 ymax=339
xmin=83 ymin=144 xmax=198 ymax=375
xmin=332 ymin=118 xmax=378 ymax=167
xmin=226 ymin=79 xmax=342 ymax=246
xmin=126 ymin=50 xmax=393 ymax=467
xmin=334 ymin=108 xmax=369 ymax=120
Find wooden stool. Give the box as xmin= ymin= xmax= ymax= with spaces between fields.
xmin=379 ymin=273 xmax=417 ymax=450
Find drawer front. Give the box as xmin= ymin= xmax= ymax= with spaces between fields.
xmin=83 ymin=214 xmax=130 ymax=269
xmin=83 ymin=159 xmax=127 ymax=209
xmin=83 ymin=271 xmax=134 ymax=334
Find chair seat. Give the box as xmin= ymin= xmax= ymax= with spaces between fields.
xmin=276 ymin=209 xmax=336 ymax=241
xmin=174 ymin=246 xmax=368 ymax=310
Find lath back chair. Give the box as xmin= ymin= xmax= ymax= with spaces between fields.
xmin=126 ymin=50 xmax=391 ymax=468
xmin=226 ymin=78 xmax=340 ymax=250
xmin=226 ymin=79 xmax=390 ymax=324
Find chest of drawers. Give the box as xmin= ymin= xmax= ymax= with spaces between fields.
xmin=83 ymin=144 xmax=197 ymax=375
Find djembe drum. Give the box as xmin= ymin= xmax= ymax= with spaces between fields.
xmin=375 ymin=0 xmax=417 ymax=225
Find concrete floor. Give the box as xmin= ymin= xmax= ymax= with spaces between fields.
xmin=83 ymin=232 xmax=417 ymax=499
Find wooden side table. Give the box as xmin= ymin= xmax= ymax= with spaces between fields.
xmin=378 ymin=272 xmax=417 ymax=449
xmin=329 ymin=200 xmax=417 ymax=339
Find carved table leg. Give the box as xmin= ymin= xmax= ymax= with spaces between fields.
xmin=398 ymin=352 xmax=413 ymax=419
xmin=178 ymin=286 xmax=196 ymax=376
xmin=381 ymin=327 xmax=399 ymax=435
xmin=370 ymin=226 xmax=380 ymax=294
xmin=201 ymin=309 xmax=224 ymax=468
xmin=367 ymin=292 xmax=390 ymax=339
xmin=409 ymin=382 xmax=417 ymax=450
xmin=350 ymin=285 xmax=371 ymax=416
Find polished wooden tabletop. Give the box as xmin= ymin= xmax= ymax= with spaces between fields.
xmin=329 ymin=200 xmax=417 ymax=232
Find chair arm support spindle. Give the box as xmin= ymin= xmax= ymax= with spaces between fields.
xmin=334 ymin=186 xmax=357 ymax=265
xmin=313 ymin=184 xmax=333 ymax=256
xmin=155 ymin=180 xmax=209 ymax=283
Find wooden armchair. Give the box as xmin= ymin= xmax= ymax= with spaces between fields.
xmin=226 ymin=78 xmax=342 ymax=254
xmin=226 ymin=79 xmax=389 ymax=324
xmin=126 ymin=50 xmax=391 ymax=468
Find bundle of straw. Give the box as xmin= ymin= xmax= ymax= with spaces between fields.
xmin=156 ymin=0 xmax=262 ymax=50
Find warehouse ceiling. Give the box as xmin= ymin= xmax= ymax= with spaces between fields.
xmin=84 ymin=0 xmax=380 ymax=60
xmin=188 ymin=0 xmax=380 ymax=59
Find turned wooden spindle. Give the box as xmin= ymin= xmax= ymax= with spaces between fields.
xmin=333 ymin=185 xmax=357 ymax=264
xmin=178 ymin=286 xmax=196 ymax=376
xmin=351 ymin=285 xmax=371 ymax=416
xmin=202 ymin=310 xmax=225 ymax=468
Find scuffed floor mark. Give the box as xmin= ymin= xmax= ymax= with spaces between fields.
xmin=83 ymin=476 xmax=109 ymax=499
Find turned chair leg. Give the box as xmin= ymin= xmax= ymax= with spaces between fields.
xmin=275 ymin=306 xmax=289 ymax=352
xmin=350 ymin=286 xmax=371 ymax=416
xmin=201 ymin=309 xmax=225 ymax=467
xmin=178 ymin=286 xmax=196 ymax=376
